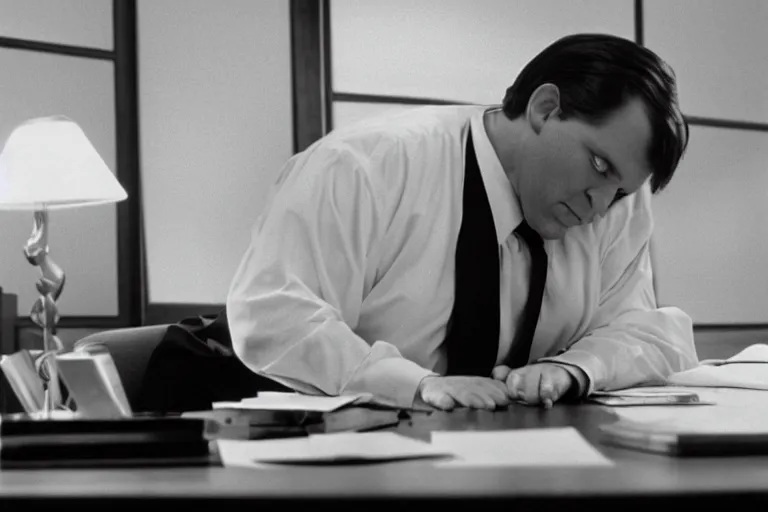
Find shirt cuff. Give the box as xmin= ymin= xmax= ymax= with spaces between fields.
xmin=344 ymin=355 xmax=437 ymax=410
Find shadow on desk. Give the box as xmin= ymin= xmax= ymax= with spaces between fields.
xmin=397 ymin=401 xmax=619 ymax=442
xmin=2 ymin=402 xmax=768 ymax=507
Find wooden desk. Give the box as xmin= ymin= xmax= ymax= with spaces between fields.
xmin=1 ymin=403 xmax=767 ymax=508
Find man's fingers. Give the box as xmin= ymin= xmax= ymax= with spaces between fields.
xmin=490 ymin=378 xmax=510 ymax=393
xmin=482 ymin=380 xmax=511 ymax=407
xmin=506 ymin=371 xmax=523 ymax=400
xmin=519 ymin=370 xmax=543 ymax=405
xmin=426 ymin=393 xmax=456 ymax=411
xmin=539 ymin=367 xmax=573 ymax=408
xmin=471 ymin=391 xmax=497 ymax=409
xmin=464 ymin=388 xmax=504 ymax=409
xmin=492 ymin=365 xmax=512 ymax=381
xmin=450 ymin=382 xmax=510 ymax=410
xmin=539 ymin=372 xmax=556 ymax=409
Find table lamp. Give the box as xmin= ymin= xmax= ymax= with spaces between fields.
xmin=0 ymin=115 xmax=127 ymax=419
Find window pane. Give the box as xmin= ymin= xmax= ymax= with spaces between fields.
xmin=0 ymin=48 xmax=118 ymax=316
xmin=333 ymin=101 xmax=428 ymax=130
xmin=139 ymin=0 xmax=293 ymax=304
xmin=645 ymin=0 xmax=768 ymax=123
xmin=331 ymin=0 xmax=634 ymax=103
xmin=652 ymin=126 xmax=768 ymax=324
xmin=0 ymin=0 xmax=113 ymax=50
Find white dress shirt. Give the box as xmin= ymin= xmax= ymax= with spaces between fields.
xmin=226 ymin=105 xmax=699 ymax=408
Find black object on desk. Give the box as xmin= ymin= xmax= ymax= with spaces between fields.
xmin=0 ymin=414 xmax=211 ymax=468
xmin=600 ymin=420 xmax=768 ymax=457
xmin=184 ymin=405 xmax=403 ymax=440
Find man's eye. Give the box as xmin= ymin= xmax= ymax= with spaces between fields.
xmin=591 ymin=154 xmax=610 ymax=174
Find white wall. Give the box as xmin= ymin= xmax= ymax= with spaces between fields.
xmin=644 ymin=0 xmax=767 ymax=124
xmin=645 ymin=0 xmax=768 ymax=324
xmin=0 ymin=0 xmax=119 ymax=317
xmin=330 ymin=0 xmax=768 ymax=325
xmin=331 ymin=0 xmax=634 ymax=104
xmin=5 ymin=0 xmax=761 ymax=326
xmin=0 ymin=0 xmax=113 ymax=50
xmin=652 ymin=126 xmax=768 ymax=323
xmin=137 ymin=0 xmax=293 ymax=305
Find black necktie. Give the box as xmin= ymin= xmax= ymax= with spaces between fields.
xmin=504 ymin=220 xmax=548 ymax=369
xmin=444 ymin=131 xmax=500 ymax=376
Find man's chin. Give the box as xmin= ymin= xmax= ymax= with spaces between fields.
xmin=539 ymin=219 xmax=569 ymax=240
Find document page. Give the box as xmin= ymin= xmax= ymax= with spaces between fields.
xmin=214 ymin=391 xmax=370 ymax=412
xmin=218 ymin=431 xmax=452 ymax=467
xmin=669 ymin=343 xmax=768 ymax=390
xmin=430 ymin=427 xmax=613 ymax=467
xmin=610 ymin=386 xmax=768 ymax=433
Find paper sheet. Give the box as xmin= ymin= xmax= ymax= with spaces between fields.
xmin=218 ymin=432 xmax=452 ymax=467
xmin=213 ymin=391 xmax=370 ymax=412
xmin=700 ymin=343 xmax=768 ymax=365
xmin=430 ymin=427 xmax=613 ymax=467
xmin=669 ymin=343 xmax=768 ymax=390
xmin=609 ymin=386 xmax=768 ymax=433
xmin=589 ymin=388 xmax=709 ymax=406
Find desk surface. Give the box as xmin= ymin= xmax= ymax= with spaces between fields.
xmin=2 ymin=402 xmax=768 ymax=506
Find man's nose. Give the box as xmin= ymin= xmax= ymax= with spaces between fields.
xmin=587 ymin=186 xmax=618 ymax=218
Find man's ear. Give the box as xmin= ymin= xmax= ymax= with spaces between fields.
xmin=527 ymin=83 xmax=561 ymax=134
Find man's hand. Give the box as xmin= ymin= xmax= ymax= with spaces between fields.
xmin=492 ymin=363 xmax=575 ymax=409
xmin=416 ymin=375 xmax=512 ymax=411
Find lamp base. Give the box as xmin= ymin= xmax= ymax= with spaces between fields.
xmin=23 ymin=209 xmax=66 ymax=417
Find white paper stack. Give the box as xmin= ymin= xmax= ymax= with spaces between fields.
xmin=667 ymin=344 xmax=768 ymax=390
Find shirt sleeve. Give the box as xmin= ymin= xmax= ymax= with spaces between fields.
xmin=226 ymin=143 xmax=435 ymax=409
xmin=538 ymin=184 xmax=699 ymax=396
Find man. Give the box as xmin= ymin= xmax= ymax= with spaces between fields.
xmin=225 ymin=33 xmax=698 ymax=412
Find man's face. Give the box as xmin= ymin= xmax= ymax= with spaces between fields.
xmin=517 ymin=97 xmax=653 ymax=240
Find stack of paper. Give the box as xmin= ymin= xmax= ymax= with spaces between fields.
xmin=199 ymin=392 xmax=400 ymax=439
xmin=667 ymin=343 xmax=768 ymax=390
xmin=214 ymin=391 xmax=369 ymax=412
xmin=610 ymin=386 xmax=768 ymax=427
xmin=218 ymin=431 xmax=450 ymax=466
xmin=596 ymin=386 xmax=768 ymax=456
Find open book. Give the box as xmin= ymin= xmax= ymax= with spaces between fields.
xmin=0 ymin=350 xmax=45 ymax=413
xmin=55 ymin=349 xmax=132 ymax=418
xmin=666 ymin=344 xmax=768 ymax=390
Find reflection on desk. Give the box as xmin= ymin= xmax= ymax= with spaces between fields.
xmin=1 ymin=398 xmax=768 ymax=506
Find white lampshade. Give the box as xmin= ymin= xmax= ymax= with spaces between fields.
xmin=0 ymin=115 xmax=127 ymax=210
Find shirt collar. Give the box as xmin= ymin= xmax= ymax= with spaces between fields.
xmin=470 ymin=107 xmax=523 ymax=244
